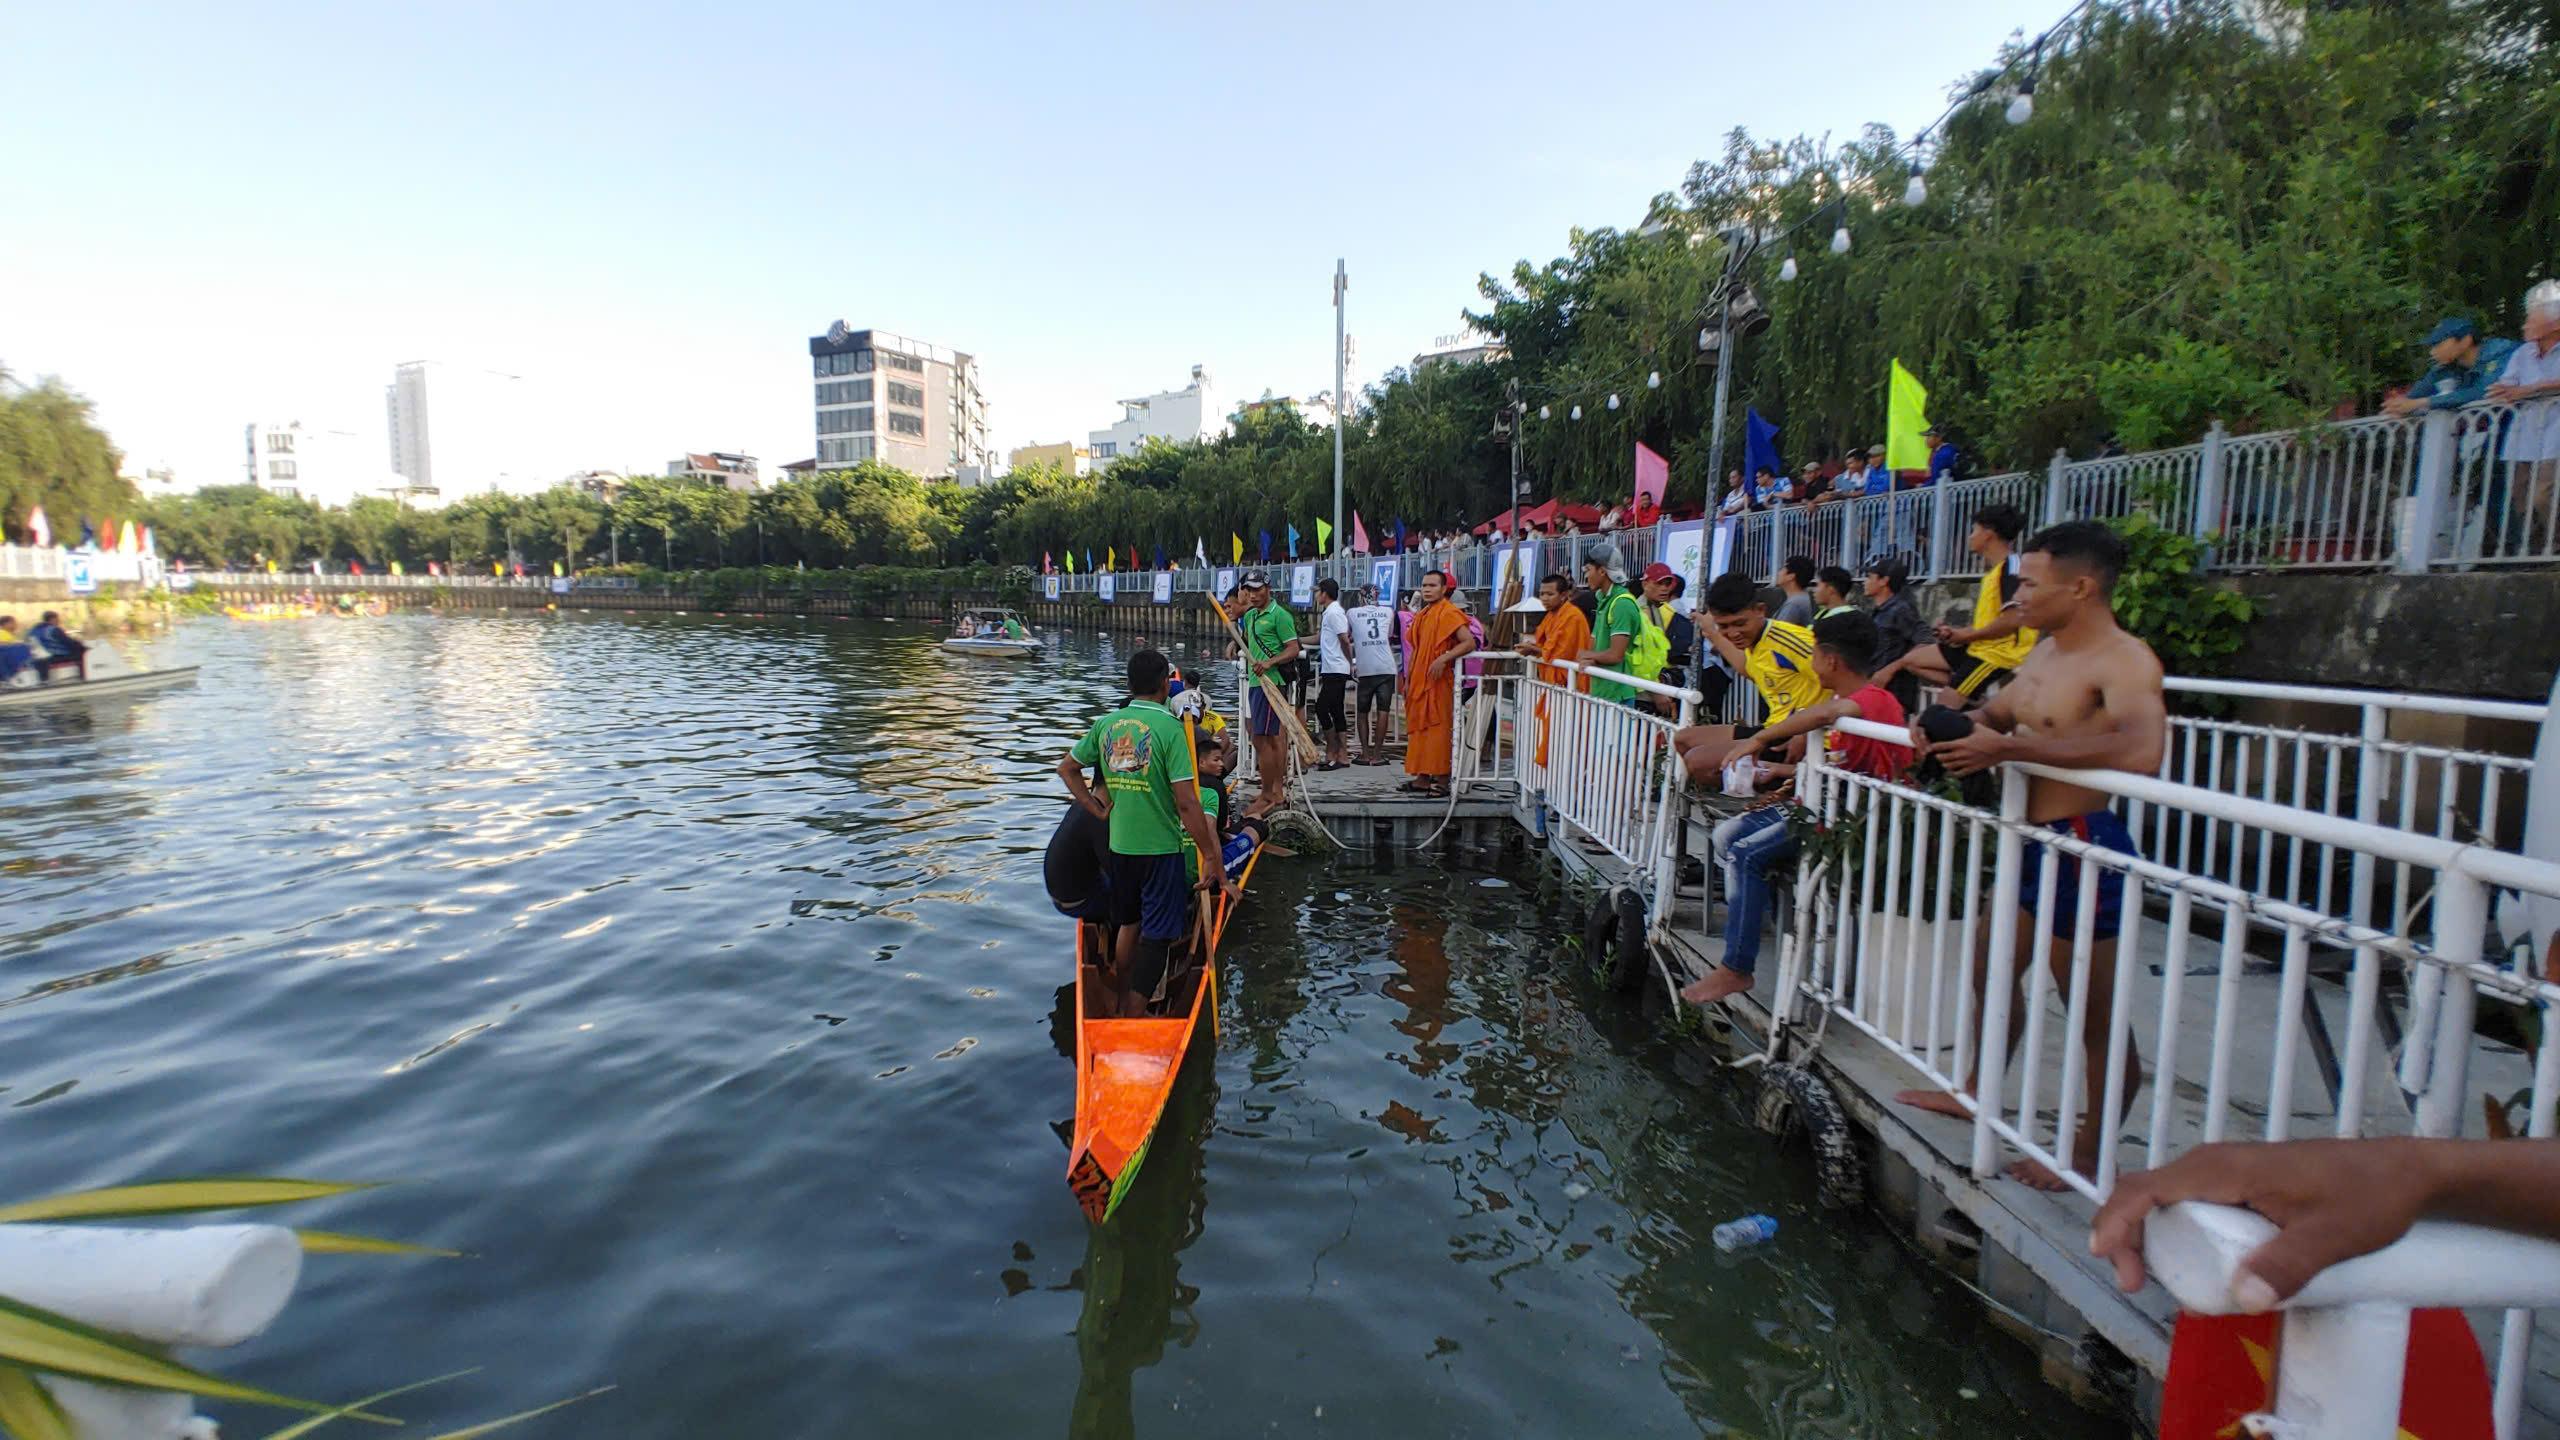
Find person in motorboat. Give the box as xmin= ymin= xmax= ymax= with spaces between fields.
xmin=26 ymin=612 xmax=88 ymax=682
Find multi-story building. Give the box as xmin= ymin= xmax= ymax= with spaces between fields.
xmin=385 ymin=360 xmax=531 ymax=504
xmin=244 ymin=421 xmax=373 ymax=507
xmin=807 ymin=324 xmax=993 ymax=480
xmin=1006 ymin=441 xmax=1091 ymax=478
xmin=1088 ymin=365 xmax=1224 ymax=469
xmin=667 ymin=452 xmax=760 ymax=491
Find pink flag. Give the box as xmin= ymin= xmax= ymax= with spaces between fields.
xmin=1351 ymin=511 xmax=1371 ymax=555
xmin=1634 ymin=442 xmax=1669 ymax=513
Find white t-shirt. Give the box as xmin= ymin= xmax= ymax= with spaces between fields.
xmin=1348 ymin=605 xmax=1397 ymax=677
xmin=1317 ymin=601 xmax=1353 ymax=676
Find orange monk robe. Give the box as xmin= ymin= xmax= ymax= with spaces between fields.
xmin=1402 ymin=598 xmax=1471 ymax=777
xmin=1528 ymin=602 xmax=1592 ymax=767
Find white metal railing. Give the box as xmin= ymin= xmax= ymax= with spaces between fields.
xmin=1 ymin=543 xmax=67 ymax=580
xmin=1761 ymin=714 xmax=2560 ymax=1438
xmin=1514 ymin=658 xmax=1698 ymax=917
xmin=195 ymin=570 xmax=552 ymax=589
xmin=0 ymin=546 xmax=161 ymax=587
xmin=2145 ymin=1200 xmax=2560 ymax=1440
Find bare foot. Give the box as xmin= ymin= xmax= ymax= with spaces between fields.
xmin=1680 ymin=968 xmax=1754 ymax=1005
xmin=1893 ymin=1088 xmax=1974 ymax=1119
xmin=2006 ymin=1156 xmax=2073 ymax=1192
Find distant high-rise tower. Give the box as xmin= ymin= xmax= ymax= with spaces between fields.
xmin=384 ymin=360 xmax=529 ymax=504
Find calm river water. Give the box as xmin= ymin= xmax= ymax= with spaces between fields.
xmin=0 ymin=614 xmax=2122 ymax=1438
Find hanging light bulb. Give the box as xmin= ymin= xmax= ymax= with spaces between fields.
xmin=1699 ymin=326 xmax=1714 ymax=349
xmin=2006 ymin=84 xmax=2035 ymax=126
xmin=1607 ymin=393 xmax=1620 ymax=410
xmin=1539 ymin=405 xmax=1550 ymax=420
xmin=1647 ymin=371 xmax=1661 ymax=389
xmin=1904 ymin=168 xmax=1928 ymax=206
xmin=1570 ymin=405 xmax=1582 ymax=421
xmin=1779 ymin=255 xmax=1798 ymax=282
xmin=1830 ymin=225 xmax=1852 ymax=255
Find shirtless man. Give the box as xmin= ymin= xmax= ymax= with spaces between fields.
xmin=1893 ymin=520 xmax=2167 ymax=1191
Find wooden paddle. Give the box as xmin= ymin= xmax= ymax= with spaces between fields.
xmin=1207 ymin=595 xmax=1321 ymax=764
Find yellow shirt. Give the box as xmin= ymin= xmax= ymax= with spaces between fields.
xmin=1745 ymin=620 xmax=1828 ymax=723
xmin=1968 ymin=558 xmax=2038 ymax=669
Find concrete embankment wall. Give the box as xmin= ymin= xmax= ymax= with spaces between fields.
xmin=0 ymin=578 xmax=172 ymax=635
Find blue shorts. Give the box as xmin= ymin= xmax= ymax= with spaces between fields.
xmin=1220 ymin=832 xmax=1256 ymax=877
xmin=1247 ymin=688 xmax=1282 ymax=736
xmin=1105 ymin=851 xmax=1190 ymax=941
xmin=2018 ymin=810 xmax=2136 ymax=940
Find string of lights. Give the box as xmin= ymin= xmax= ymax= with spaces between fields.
xmin=1518 ymin=0 xmax=2099 ymax=421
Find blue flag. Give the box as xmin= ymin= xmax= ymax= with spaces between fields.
xmin=1744 ymin=407 xmax=1783 ymax=487
xmin=1258 ymin=530 xmax=1271 ymax=562
xmin=1286 ymin=524 xmax=1300 ymax=557
xmin=79 ymin=516 xmax=96 ymax=549
xmin=1391 ymin=520 xmax=1405 ymax=555
xmin=1153 ymin=544 xmax=1165 ymax=570
xmin=1085 ymin=548 xmax=1095 ymax=574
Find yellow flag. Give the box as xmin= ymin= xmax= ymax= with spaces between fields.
xmin=1316 ymin=518 xmax=1333 ymax=555
xmin=493 ymin=562 xmax=503 ymax=576
xmin=1230 ymin=533 xmax=1243 ymax=564
xmin=1887 ymin=359 xmax=1931 ymax=472
xmin=1065 ymin=550 xmax=1075 ymax=574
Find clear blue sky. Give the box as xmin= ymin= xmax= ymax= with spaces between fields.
xmin=6 ymin=0 xmax=2064 ymax=490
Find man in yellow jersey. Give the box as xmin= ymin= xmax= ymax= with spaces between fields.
xmin=1874 ymin=501 xmax=2037 ymax=706
xmin=1671 ymin=571 xmax=1831 ymax=785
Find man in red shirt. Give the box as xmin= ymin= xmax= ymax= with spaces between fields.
xmin=1681 ymin=611 xmax=1909 ymax=1006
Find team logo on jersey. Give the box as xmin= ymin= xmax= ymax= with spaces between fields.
xmin=1105 ymin=720 xmax=1152 ymax=775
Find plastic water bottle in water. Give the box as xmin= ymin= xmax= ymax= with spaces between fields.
xmin=1713 ymin=1215 xmax=1777 ymax=1253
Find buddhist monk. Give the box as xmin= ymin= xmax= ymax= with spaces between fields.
xmin=1398 ymin=569 xmax=1476 ymax=799
xmin=1512 ymin=571 xmax=1589 ymax=768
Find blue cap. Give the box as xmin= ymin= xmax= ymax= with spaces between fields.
xmin=2425 ymin=317 xmax=2479 ymax=346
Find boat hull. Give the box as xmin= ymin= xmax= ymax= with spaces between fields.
xmin=941 ymin=639 xmax=1037 ymax=658
xmin=0 ymin=668 xmax=199 ymax=709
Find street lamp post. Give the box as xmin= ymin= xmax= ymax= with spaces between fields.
xmin=1332 ymin=259 xmax=1347 ymax=557
xmin=1702 ymin=229 xmax=1758 ymax=483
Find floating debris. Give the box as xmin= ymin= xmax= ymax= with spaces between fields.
xmin=1563 ymin=1181 xmax=1591 ymax=1199
xmin=1477 ymin=876 xmax=1510 ymax=888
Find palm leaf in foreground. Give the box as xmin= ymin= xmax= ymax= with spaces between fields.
xmin=0 ymin=1294 xmax=371 ymax=1421
xmin=295 ymin=1229 xmax=462 ymax=1258
xmin=0 ymin=1363 xmax=74 ymax=1440
xmin=260 ymin=1370 xmax=479 ymax=1440
xmin=400 ymin=1386 xmax=614 ymax=1440
xmin=0 ymin=1179 xmax=380 ymax=1224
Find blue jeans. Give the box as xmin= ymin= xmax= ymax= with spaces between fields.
xmin=1715 ymin=807 xmax=1796 ymax=977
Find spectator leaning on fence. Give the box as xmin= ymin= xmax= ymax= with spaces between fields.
xmin=1681 ymin=612 xmax=1910 ymax=1007
xmin=2382 ymin=316 xmax=2518 ymax=419
xmin=1672 ymin=572 xmax=1831 ymax=786
xmin=2489 ymin=279 xmax=2560 ymax=552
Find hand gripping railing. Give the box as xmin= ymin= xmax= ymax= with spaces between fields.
xmin=2146 ymin=1200 xmax=2560 ymax=1440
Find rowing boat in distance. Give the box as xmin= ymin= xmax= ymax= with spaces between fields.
xmin=942 ymin=607 xmax=1038 ymax=658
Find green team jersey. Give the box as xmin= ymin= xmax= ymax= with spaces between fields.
xmin=1588 ymin=584 xmax=1642 ymax=703
xmin=1181 ymin=780 xmax=1224 ymax=880
xmin=1069 ymin=700 xmax=1195 ymax=855
xmin=1242 ymin=601 xmax=1297 ymax=670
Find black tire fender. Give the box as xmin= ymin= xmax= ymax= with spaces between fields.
xmin=1610 ymin=886 xmax=1649 ymax=995
xmin=1753 ymin=1062 xmax=1866 ymax=1210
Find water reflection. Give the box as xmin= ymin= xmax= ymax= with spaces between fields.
xmin=1066 ymin=1069 xmax=1214 ymax=1440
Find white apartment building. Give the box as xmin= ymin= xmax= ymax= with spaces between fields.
xmin=244 ymin=421 xmax=375 ymax=507
xmin=808 ymin=324 xmax=994 ymax=480
xmin=667 ymin=452 xmax=760 ymax=491
xmin=385 ymin=360 xmax=533 ymax=504
xmin=1088 ymin=365 xmax=1225 ymax=469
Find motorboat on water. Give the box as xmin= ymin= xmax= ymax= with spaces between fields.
xmin=942 ymin=607 xmax=1039 ymax=658
xmin=0 ymin=639 xmax=197 ymax=710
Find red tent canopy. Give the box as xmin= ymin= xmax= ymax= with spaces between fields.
xmin=1474 ymin=500 xmax=1605 ymax=535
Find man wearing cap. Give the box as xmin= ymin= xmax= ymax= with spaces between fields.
xmin=2384 ymin=317 xmax=2518 ymax=419
xmin=1228 ymin=568 xmax=1300 ymax=819
xmin=1573 ymin=545 xmax=1644 ymax=706
xmin=1399 ymin=569 xmax=1475 ymax=799
xmin=1640 ymin=563 xmax=1697 ymax=717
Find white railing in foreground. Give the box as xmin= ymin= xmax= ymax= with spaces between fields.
xmin=1515 ymin=657 xmax=1697 ymax=913
xmin=1766 ymin=715 xmax=2560 ymax=1439
xmin=2146 ymin=1200 xmax=2560 ymax=1440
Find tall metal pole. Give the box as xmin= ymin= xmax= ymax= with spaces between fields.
xmin=1705 ymin=307 xmax=1737 ymax=492
xmin=1333 ymin=259 xmax=1347 ymax=560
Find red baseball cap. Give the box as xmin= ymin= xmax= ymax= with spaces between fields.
xmin=1641 ymin=562 xmax=1677 ymax=583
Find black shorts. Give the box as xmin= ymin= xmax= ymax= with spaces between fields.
xmin=1314 ymin=672 xmax=1349 ymax=733
xmin=1356 ymin=673 xmax=1394 ymax=713
xmin=1103 ymin=851 xmax=1189 ymax=942
xmin=1945 ymin=647 xmax=2014 ymax=700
